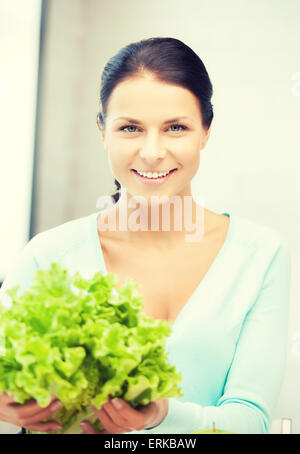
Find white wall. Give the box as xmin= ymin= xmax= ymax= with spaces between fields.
xmin=0 ymin=0 xmax=42 ymax=281
xmin=0 ymin=0 xmax=42 ymax=435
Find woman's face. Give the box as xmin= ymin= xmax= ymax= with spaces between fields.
xmin=99 ymin=73 xmax=211 ymax=203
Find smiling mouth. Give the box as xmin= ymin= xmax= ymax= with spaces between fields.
xmin=131 ymin=168 xmax=178 ymax=175
xmin=130 ymin=168 xmax=178 ymax=185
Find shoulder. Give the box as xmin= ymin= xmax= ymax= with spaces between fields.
xmin=233 ymin=213 xmax=289 ymax=246
xmin=230 ymin=212 xmax=291 ymax=269
xmin=202 ymin=208 xmax=289 ymax=254
xmin=26 ymin=211 xmax=98 ymax=265
xmin=0 ymin=212 xmax=99 ymax=309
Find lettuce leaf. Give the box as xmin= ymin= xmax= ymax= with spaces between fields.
xmin=0 ymin=262 xmax=183 ymax=433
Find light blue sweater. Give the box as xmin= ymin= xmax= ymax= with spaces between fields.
xmin=0 ymin=210 xmax=291 ymax=434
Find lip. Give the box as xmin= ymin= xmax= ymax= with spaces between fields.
xmin=131 ymin=168 xmax=177 ymax=185
xmin=132 ymin=168 xmax=177 ymax=173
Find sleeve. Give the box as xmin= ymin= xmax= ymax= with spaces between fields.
xmin=143 ymin=237 xmax=292 ymax=434
xmin=0 ymin=236 xmax=40 ymax=309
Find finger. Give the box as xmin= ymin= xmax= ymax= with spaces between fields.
xmin=9 ymin=396 xmax=59 ymax=421
xmin=102 ymin=397 xmax=151 ymax=430
xmin=80 ymin=421 xmax=96 ymax=434
xmin=139 ymin=401 xmax=160 ymax=424
xmin=140 ymin=400 xmax=167 ymax=429
xmin=25 ymin=422 xmax=62 ymax=433
xmin=92 ymin=406 xmax=127 ymax=434
xmin=10 ymin=394 xmax=57 ymax=408
xmin=100 ymin=398 xmax=135 ymax=431
xmin=80 ymin=421 xmax=108 ymax=435
xmin=4 ymin=399 xmax=62 ymax=427
xmin=22 ymin=401 xmax=63 ymax=426
xmin=0 ymin=391 xmax=15 ymax=405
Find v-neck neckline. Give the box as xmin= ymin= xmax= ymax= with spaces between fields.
xmin=89 ymin=209 xmax=234 ymax=330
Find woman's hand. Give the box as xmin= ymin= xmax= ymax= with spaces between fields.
xmin=80 ymin=396 xmax=168 ymax=434
xmin=0 ymin=391 xmax=62 ymax=433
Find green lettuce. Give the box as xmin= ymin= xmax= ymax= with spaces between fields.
xmin=0 ymin=262 xmax=183 ymax=434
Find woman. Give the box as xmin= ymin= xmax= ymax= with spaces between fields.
xmin=0 ymin=37 xmax=291 ymax=434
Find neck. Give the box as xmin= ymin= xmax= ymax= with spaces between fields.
xmin=99 ymin=188 xmax=206 ymax=248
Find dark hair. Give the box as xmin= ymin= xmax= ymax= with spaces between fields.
xmin=111 ymin=178 xmax=121 ymax=204
xmin=97 ymin=36 xmax=214 ymax=204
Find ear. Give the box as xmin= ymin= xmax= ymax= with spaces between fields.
xmin=97 ymin=113 xmax=106 ymax=144
xmin=200 ymin=125 xmax=211 ymax=150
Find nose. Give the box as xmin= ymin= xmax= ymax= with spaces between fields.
xmin=139 ymin=135 xmax=166 ymax=163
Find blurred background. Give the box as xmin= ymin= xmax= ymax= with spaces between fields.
xmin=0 ymin=0 xmax=299 ymax=434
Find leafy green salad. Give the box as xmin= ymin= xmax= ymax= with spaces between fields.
xmin=0 ymin=262 xmax=183 ymax=433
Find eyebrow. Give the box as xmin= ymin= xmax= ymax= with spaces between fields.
xmin=113 ymin=116 xmax=193 ymax=124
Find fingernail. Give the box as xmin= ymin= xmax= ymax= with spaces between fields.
xmin=51 ymin=401 xmax=62 ymax=411
xmin=112 ymin=398 xmax=122 ymax=409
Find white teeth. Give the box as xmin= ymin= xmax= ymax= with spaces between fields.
xmin=136 ymin=169 xmax=173 ymax=178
